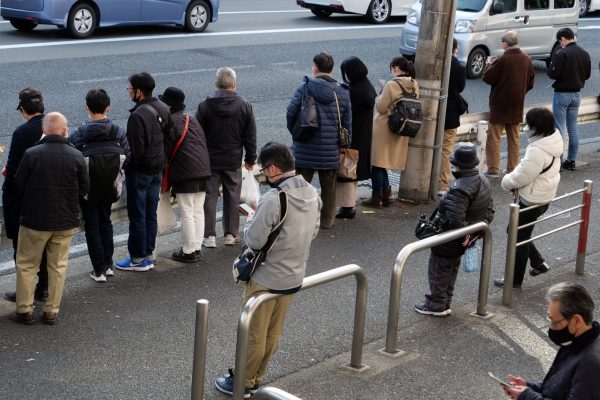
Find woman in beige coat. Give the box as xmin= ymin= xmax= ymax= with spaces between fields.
xmin=362 ymin=56 xmax=419 ymax=207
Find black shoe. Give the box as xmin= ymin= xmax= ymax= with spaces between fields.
xmin=4 ymin=291 xmax=16 ymax=302
xmin=335 ymin=207 xmax=356 ymax=219
xmin=530 ymin=261 xmax=550 ymax=276
xmin=4 ymin=290 xmax=48 ymax=303
xmin=172 ymin=248 xmax=200 ymax=263
xmin=414 ymin=303 xmax=451 ymax=317
xmin=561 ymin=160 xmax=575 ymax=171
xmin=493 ymin=278 xmax=522 ymax=289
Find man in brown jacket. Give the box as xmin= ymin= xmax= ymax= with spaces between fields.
xmin=482 ymin=31 xmax=535 ymax=178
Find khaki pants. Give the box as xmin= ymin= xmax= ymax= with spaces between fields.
xmin=486 ymin=123 xmax=520 ymax=173
xmin=438 ymin=128 xmax=457 ymax=191
xmin=336 ymin=181 xmax=357 ymax=207
xmin=242 ymin=280 xmax=293 ymax=388
xmin=16 ymin=226 xmax=75 ymax=314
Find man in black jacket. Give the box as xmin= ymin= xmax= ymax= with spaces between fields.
xmin=415 ymin=143 xmax=494 ymax=316
xmin=196 ymin=67 xmax=256 ymax=248
xmin=116 ymin=72 xmax=171 ymax=272
xmin=3 ymin=87 xmax=48 ymax=303
xmin=9 ymin=112 xmax=89 ymax=325
xmin=548 ymin=28 xmax=591 ymax=171
xmin=501 ymin=282 xmax=599 ymax=399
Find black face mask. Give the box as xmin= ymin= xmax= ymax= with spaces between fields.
xmin=548 ymin=323 xmax=575 ymax=346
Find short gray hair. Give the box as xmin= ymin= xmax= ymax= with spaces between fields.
xmin=43 ymin=112 xmax=68 ymax=136
xmin=215 ymin=67 xmax=236 ymax=89
xmin=547 ymin=282 xmax=594 ymax=324
xmin=502 ymin=31 xmax=518 ymax=46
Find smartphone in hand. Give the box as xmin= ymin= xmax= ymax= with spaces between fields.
xmin=488 ymin=372 xmax=513 ymax=387
xmin=238 ymin=203 xmax=255 ymax=217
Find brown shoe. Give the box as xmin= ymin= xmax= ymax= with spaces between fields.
xmin=9 ymin=311 xmax=35 ymax=325
xmin=361 ymin=193 xmax=382 ymax=208
xmin=43 ymin=312 xmax=58 ymax=325
xmin=382 ymin=187 xmax=394 ymax=207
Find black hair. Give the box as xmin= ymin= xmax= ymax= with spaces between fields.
xmin=340 ymin=56 xmax=369 ymax=85
xmin=85 ymin=88 xmax=111 ymax=114
xmin=452 ymin=38 xmax=458 ymax=51
xmin=556 ymin=27 xmax=575 ymax=41
xmin=547 ymin=282 xmax=595 ymax=325
xmin=313 ymin=52 xmax=334 ymax=73
xmin=128 ymin=72 xmax=155 ymax=97
xmin=390 ymin=56 xmax=416 ymax=79
xmin=257 ymin=141 xmax=295 ymax=172
xmin=18 ymin=87 xmax=44 ymax=115
xmin=526 ymin=107 xmax=555 ymax=137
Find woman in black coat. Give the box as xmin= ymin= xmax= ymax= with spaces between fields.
xmin=336 ymin=57 xmax=377 ymax=219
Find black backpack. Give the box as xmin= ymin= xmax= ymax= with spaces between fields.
xmin=387 ymin=80 xmax=423 ymax=138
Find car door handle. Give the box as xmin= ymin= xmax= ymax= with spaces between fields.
xmin=513 ymin=15 xmax=530 ymax=24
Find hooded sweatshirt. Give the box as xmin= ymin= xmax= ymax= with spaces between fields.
xmin=501 ymin=129 xmax=563 ymax=205
xmin=245 ymin=175 xmax=322 ymax=291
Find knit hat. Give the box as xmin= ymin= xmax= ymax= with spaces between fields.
xmin=450 ymin=143 xmax=479 ymax=169
xmin=158 ymin=86 xmax=185 ymax=111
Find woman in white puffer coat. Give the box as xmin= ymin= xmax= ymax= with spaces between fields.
xmin=494 ymin=107 xmax=563 ymax=289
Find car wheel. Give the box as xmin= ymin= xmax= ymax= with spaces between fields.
xmin=366 ymin=0 xmax=391 ymax=24
xmin=311 ymin=8 xmax=333 ymax=18
xmin=185 ymin=0 xmax=210 ymax=32
xmin=467 ymin=48 xmax=487 ymax=79
xmin=67 ymin=3 xmax=97 ymax=38
xmin=10 ymin=18 xmax=38 ymax=32
xmin=545 ymin=43 xmax=559 ymax=69
xmin=579 ymin=0 xmax=589 ymax=17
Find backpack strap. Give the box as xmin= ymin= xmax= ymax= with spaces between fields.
xmin=139 ymin=103 xmax=167 ymax=132
xmin=393 ymin=78 xmax=417 ymax=97
xmin=541 ymin=157 xmax=555 ymax=174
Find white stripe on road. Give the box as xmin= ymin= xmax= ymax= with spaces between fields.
xmin=578 ymin=25 xmax=600 ymax=29
xmin=220 ymin=10 xmax=310 ymax=14
xmin=0 ymin=24 xmax=404 ymax=50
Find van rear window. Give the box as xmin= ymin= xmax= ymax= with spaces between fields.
xmin=555 ymin=0 xmax=575 ymax=8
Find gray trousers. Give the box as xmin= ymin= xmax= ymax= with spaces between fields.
xmin=203 ymin=168 xmax=242 ymax=237
xmin=424 ymin=252 xmax=461 ymax=311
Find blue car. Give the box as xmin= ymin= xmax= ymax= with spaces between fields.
xmin=1 ymin=0 xmax=219 ymax=38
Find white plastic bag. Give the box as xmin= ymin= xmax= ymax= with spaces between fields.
xmin=157 ymin=192 xmax=177 ymax=234
xmin=240 ymin=169 xmax=260 ymax=209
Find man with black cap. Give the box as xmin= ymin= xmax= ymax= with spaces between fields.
xmin=415 ymin=143 xmax=494 ymax=317
xmin=3 ymin=87 xmax=49 ymax=303
xmin=160 ymin=87 xmax=211 ymax=263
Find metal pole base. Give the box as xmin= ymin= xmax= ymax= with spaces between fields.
xmin=339 ymin=363 xmax=371 ymax=373
xmin=376 ymin=348 xmax=407 ymax=359
xmin=468 ymin=311 xmax=495 ymax=320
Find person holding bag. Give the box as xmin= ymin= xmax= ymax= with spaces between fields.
xmin=336 ymin=56 xmax=377 ymax=219
xmin=160 ymin=87 xmax=211 ymax=263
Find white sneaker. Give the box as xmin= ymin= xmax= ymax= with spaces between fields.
xmin=203 ymin=236 xmax=216 ymax=248
xmin=90 ymin=272 xmax=107 ymax=283
xmin=224 ymin=234 xmax=240 ymax=246
xmin=105 ymin=267 xmax=114 ymax=277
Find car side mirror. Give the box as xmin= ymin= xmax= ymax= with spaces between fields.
xmin=490 ymin=0 xmax=504 ymax=15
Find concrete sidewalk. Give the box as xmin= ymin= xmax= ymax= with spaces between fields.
xmin=1 ymin=146 xmax=599 ymax=400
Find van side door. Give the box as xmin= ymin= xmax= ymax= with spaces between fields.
xmin=485 ymin=0 xmax=520 ymax=58
xmin=516 ymin=0 xmax=554 ymax=57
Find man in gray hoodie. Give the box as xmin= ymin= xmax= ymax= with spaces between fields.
xmin=215 ymin=141 xmax=321 ymax=398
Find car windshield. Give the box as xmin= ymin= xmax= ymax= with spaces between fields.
xmin=457 ymin=0 xmax=488 ymax=12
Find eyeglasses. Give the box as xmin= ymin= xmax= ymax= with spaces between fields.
xmin=259 ymin=164 xmax=273 ymax=173
xmin=546 ymin=315 xmax=567 ymax=328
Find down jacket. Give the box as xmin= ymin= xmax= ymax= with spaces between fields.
xmin=501 ymin=130 xmax=562 ymax=206
xmin=433 ymin=169 xmax=495 ymax=258
xmin=287 ymin=75 xmax=352 ymax=170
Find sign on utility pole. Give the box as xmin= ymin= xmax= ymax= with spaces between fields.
xmin=398 ymin=0 xmax=457 ymax=203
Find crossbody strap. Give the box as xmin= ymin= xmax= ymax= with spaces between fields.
xmin=333 ymin=89 xmax=343 ymax=131
xmin=541 ymin=157 xmax=555 ymax=174
xmin=262 ymin=189 xmax=288 ymax=253
xmin=168 ymin=114 xmax=189 ymax=163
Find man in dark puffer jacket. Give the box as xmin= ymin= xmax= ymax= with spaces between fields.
xmin=415 ymin=143 xmax=494 ymax=316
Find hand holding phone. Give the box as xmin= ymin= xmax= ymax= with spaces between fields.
xmin=488 ymin=372 xmax=513 ymax=387
xmin=238 ymin=203 xmax=255 ymax=217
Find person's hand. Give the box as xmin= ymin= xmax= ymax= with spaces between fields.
xmin=244 ymin=162 xmax=254 ymax=171
xmin=339 ymin=147 xmax=346 ymax=154
xmin=507 ymin=375 xmax=527 ymax=387
xmin=501 ymin=384 xmax=527 ymax=399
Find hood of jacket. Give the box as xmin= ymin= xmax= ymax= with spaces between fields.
xmin=527 ymin=129 xmax=563 ymax=158
xmin=306 ymin=75 xmax=341 ymax=105
xmin=276 ymin=174 xmax=321 ymax=211
xmin=75 ymin=119 xmax=115 ymax=141
xmin=204 ymin=90 xmax=244 ymax=117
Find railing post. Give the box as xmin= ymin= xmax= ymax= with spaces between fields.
xmin=503 ymin=203 xmax=520 ymax=307
xmin=576 ymin=180 xmax=593 ymax=275
xmin=350 ymin=270 xmax=368 ymax=369
xmin=384 ymin=252 xmax=407 ymax=355
xmin=476 ymin=227 xmax=493 ymax=316
xmin=191 ymin=299 xmax=209 ymax=400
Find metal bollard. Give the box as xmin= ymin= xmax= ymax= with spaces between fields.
xmin=502 ymin=204 xmax=520 ymax=307
xmin=191 ymin=300 xmax=209 ymax=400
xmin=576 ymin=180 xmax=593 ymax=275
xmin=475 ymin=120 xmax=488 ymax=172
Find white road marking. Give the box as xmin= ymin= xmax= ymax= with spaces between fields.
xmin=220 ymin=10 xmax=310 ymax=14
xmin=578 ymin=25 xmax=600 ymax=29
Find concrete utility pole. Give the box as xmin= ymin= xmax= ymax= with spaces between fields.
xmin=398 ymin=0 xmax=457 ymax=203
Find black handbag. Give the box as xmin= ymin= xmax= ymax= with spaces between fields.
xmin=415 ymin=208 xmax=442 ymax=240
xmin=291 ymin=77 xmax=318 ymax=143
xmin=232 ymin=190 xmax=288 ymax=283
xmin=388 ymin=80 xmax=423 ymax=138
xmin=457 ymin=94 xmax=469 ymax=115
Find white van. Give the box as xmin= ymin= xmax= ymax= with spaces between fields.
xmin=399 ymin=0 xmax=579 ymax=79
xmin=297 ymin=0 xmax=414 ymax=23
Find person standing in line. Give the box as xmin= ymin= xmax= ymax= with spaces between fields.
xmin=335 ymin=56 xmax=377 ymax=219
xmin=70 ymin=88 xmax=130 ymax=282
xmin=196 ymin=67 xmax=257 ymax=248
xmin=438 ymin=39 xmax=467 ymax=196
xmin=9 ymin=112 xmax=88 ymax=325
xmin=3 ymin=88 xmax=49 ymax=303
xmin=482 ymin=30 xmax=535 ymax=178
xmin=116 ymin=72 xmax=172 ymax=272
xmin=494 ymin=108 xmax=562 ymax=289
xmin=547 ymin=27 xmax=591 ymax=171
xmin=160 ymin=87 xmax=211 ymax=263
xmin=362 ymin=56 xmax=416 ymax=208
xmin=286 ymin=52 xmax=352 ymax=229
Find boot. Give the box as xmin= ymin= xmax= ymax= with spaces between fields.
xmin=361 ymin=192 xmax=382 ymax=208
xmin=382 ymin=187 xmax=394 ymax=207
xmin=336 ymin=207 xmax=356 ymax=219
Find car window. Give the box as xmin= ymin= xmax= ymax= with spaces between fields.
xmin=457 ymin=0 xmax=488 ymax=12
xmin=525 ymin=0 xmax=549 ymax=9
xmin=502 ymin=0 xmax=517 ymax=12
xmin=554 ymin=0 xmax=575 ymax=9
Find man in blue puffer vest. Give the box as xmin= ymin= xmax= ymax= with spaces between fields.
xmin=286 ymin=52 xmax=351 ymax=229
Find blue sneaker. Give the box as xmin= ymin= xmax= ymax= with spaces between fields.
xmin=115 ymin=257 xmax=153 ymax=272
xmin=215 ymin=369 xmax=250 ymax=398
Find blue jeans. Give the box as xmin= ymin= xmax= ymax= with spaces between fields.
xmin=125 ymin=169 xmax=161 ymax=261
xmin=371 ymin=166 xmax=389 ymax=194
xmin=552 ymin=91 xmax=581 ymax=161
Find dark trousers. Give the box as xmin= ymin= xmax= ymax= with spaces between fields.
xmin=125 ymin=169 xmax=161 ymax=261
xmin=370 ymin=166 xmax=389 ymax=194
xmin=425 ymin=252 xmax=461 ymax=311
xmin=296 ymin=168 xmax=336 ymax=229
xmin=203 ymin=168 xmax=242 ymax=237
xmin=512 ymin=202 xmax=548 ymax=285
xmin=80 ymin=199 xmax=114 ymax=274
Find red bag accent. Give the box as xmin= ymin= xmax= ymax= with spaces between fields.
xmin=161 ymin=114 xmax=189 ymax=193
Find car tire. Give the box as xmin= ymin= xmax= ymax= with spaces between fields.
xmin=579 ymin=0 xmax=589 ymax=17
xmin=467 ymin=48 xmax=487 ymax=79
xmin=311 ymin=8 xmax=333 ymax=18
xmin=10 ymin=18 xmax=38 ymax=32
xmin=366 ymin=0 xmax=391 ymax=24
xmin=185 ymin=0 xmax=210 ymax=33
xmin=67 ymin=3 xmax=97 ymax=38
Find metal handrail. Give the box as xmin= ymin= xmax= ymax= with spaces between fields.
xmin=502 ymin=180 xmax=593 ymax=306
xmin=232 ymin=264 xmax=368 ymax=400
xmin=191 ymin=300 xmax=209 ymax=400
xmin=253 ymin=387 xmax=303 ymax=400
xmin=382 ymin=222 xmax=493 ymax=355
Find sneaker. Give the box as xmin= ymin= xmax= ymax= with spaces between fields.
xmin=483 ymin=170 xmax=500 ymax=178
xmin=530 ymin=261 xmax=550 ymax=277
xmin=105 ymin=267 xmax=114 ymax=277
xmin=224 ymin=234 xmax=241 ymax=246
xmin=215 ymin=369 xmax=251 ymax=398
xmin=115 ymin=257 xmax=153 ymax=272
xmin=203 ymin=236 xmax=216 ymax=248
xmin=250 ymin=383 xmax=261 ymax=394
xmin=414 ymin=304 xmax=451 ymax=317
xmin=437 ymin=190 xmax=447 ymax=197
xmin=561 ymin=160 xmax=575 ymax=171
xmin=90 ymin=271 xmax=107 ymax=283
xmin=493 ymin=278 xmax=522 ymax=289
xmin=172 ymin=248 xmax=200 ymax=263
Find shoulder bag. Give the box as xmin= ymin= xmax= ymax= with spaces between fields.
xmin=333 ymin=88 xmax=351 ymax=147
xmin=161 ymin=114 xmax=189 ymax=193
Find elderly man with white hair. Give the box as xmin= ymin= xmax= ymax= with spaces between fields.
xmin=9 ymin=112 xmax=89 ymax=326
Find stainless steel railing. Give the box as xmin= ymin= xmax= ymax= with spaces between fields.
xmin=191 ymin=299 xmax=209 ymax=400
xmin=253 ymin=387 xmax=303 ymax=400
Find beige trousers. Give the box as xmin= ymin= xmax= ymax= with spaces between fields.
xmin=438 ymin=128 xmax=457 ymax=191
xmin=486 ymin=123 xmax=521 ymax=173
xmin=336 ymin=181 xmax=357 ymax=207
xmin=16 ymin=226 xmax=75 ymax=314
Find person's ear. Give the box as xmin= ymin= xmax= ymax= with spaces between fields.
xmin=105 ymin=106 xmax=110 ymax=115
